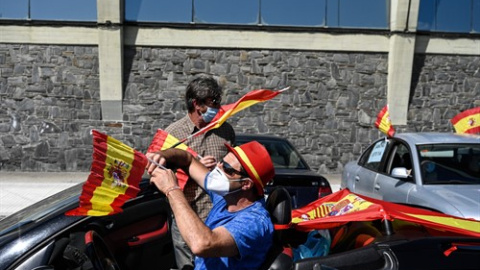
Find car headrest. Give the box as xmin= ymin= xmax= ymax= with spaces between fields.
xmin=266 ymin=187 xmax=292 ymax=243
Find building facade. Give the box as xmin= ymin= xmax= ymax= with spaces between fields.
xmin=0 ymin=0 xmax=479 ymax=173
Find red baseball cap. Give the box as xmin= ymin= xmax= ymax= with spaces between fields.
xmin=225 ymin=141 xmax=275 ymax=195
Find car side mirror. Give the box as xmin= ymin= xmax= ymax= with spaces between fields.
xmin=391 ymin=167 xmax=409 ymax=179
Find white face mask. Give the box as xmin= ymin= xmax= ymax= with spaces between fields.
xmin=205 ymin=166 xmax=247 ymax=196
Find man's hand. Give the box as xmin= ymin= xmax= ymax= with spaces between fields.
xmin=146 ymin=152 xmax=166 ymax=175
xmin=199 ymin=155 xmax=217 ymax=170
xmin=150 ymin=167 xmax=179 ymax=194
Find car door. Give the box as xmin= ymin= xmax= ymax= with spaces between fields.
xmin=353 ymin=139 xmax=391 ymax=198
xmin=373 ymin=141 xmax=415 ymax=203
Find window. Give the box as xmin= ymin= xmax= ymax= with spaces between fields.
xmin=418 ymin=144 xmax=480 ymax=184
xmin=418 ymin=0 xmax=479 ymax=33
xmin=0 ymin=0 xmax=96 ymax=21
xmin=359 ymin=139 xmax=389 ymax=172
xmin=0 ymin=0 xmax=28 ymax=19
xmin=125 ymin=0 xmax=191 ymax=23
xmin=30 ymin=0 xmax=96 ymax=21
xmin=124 ymin=0 xmax=389 ymax=29
xmin=194 ymin=0 xmax=258 ymax=24
xmin=333 ymin=0 xmax=389 ymax=29
xmin=388 ymin=143 xmax=413 ymax=180
xmin=261 ymin=0 xmax=326 ymax=27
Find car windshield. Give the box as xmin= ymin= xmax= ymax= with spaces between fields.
xmin=236 ymin=137 xmax=309 ymax=169
xmin=418 ymin=143 xmax=480 ymax=184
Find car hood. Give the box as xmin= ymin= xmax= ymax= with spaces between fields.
xmin=423 ymin=184 xmax=480 ymax=220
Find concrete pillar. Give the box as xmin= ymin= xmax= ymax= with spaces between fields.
xmin=97 ymin=0 xmax=124 ymax=121
xmin=387 ymin=0 xmax=420 ymax=125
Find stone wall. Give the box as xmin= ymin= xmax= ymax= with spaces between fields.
xmin=1 ymin=44 xmax=479 ymax=173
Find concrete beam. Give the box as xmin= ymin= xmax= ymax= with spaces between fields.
xmin=97 ymin=0 xmax=124 ymax=121
xmin=415 ymin=36 xmax=480 ymax=55
xmin=387 ymin=0 xmax=420 ymax=125
xmin=125 ymin=27 xmax=390 ymax=52
xmin=388 ymin=35 xmax=416 ymax=125
xmin=0 ymin=25 xmax=97 ymax=45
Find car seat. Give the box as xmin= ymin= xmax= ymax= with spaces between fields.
xmin=259 ymin=187 xmax=293 ymax=270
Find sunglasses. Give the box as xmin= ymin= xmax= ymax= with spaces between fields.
xmin=221 ymin=159 xmax=248 ymax=177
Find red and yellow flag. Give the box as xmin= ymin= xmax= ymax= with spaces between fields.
xmin=147 ymin=129 xmax=198 ymax=156
xmin=375 ymin=105 xmax=396 ymax=137
xmin=147 ymin=129 xmax=199 ymax=189
xmin=195 ymin=88 xmax=287 ymax=137
xmin=450 ymin=107 xmax=480 ymax=134
xmin=66 ymin=130 xmax=147 ymax=216
xmin=291 ymin=189 xmax=480 ymax=238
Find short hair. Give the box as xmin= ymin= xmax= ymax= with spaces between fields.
xmin=185 ymin=75 xmax=222 ymax=112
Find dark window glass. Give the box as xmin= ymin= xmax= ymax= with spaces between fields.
xmin=30 ymin=0 xmax=96 ymax=21
xmin=418 ymin=144 xmax=480 ymax=184
xmin=337 ymin=0 xmax=389 ymax=29
xmin=418 ymin=0 xmax=475 ymax=33
xmin=326 ymin=0 xmax=340 ymax=27
xmin=436 ymin=0 xmax=471 ymax=32
xmin=417 ymin=0 xmax=435 ymax=30
xmin=125 ymin=0 xmax=192 ymax=23
xmin=0 ymin=0 xmax=28 ymax=19
xmin=473 ymin=0 xmax=480 ymax=32
xmin=194 ymin=0 xmax=259 ymax=24
xmin=261 ymin=0 xmax=326 ymax=27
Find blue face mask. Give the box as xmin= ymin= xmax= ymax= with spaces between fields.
xmin=201 ymin=107 xmax=219 ymax=123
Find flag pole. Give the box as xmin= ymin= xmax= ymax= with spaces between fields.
xmin=147 ymin=157 xmax=167 ymax=170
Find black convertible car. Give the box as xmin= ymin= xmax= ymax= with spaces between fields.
xmin=1 ymin=178 xmax=479 ymax=270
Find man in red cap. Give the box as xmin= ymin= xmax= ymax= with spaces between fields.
xmin=148 ymin=141 xmax=275 ymax=270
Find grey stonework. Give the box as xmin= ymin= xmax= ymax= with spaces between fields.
xmin=1 ymin=44 xmax=479 ymax=174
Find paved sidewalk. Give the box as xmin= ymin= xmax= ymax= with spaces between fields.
xmin=0 ymin=172 xmax=341 ymax=219
xmin=0 ymin=172 xmax=89 ymax=218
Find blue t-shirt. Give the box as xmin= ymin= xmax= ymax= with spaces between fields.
xmin=194 ymin=174 xmax=274 ymax=270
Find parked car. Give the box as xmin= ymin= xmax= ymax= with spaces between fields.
xmin=341 ymin=132 xmax=480 ymax=220
xmin=236 ymin=134 xmax=332 ymax=208
xmin=1 ymin=178 xmax=479 ymax=270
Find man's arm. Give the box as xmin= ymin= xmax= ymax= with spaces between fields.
xmin=146 ymin=148 xmax=209 ymax=189
xmin=149 ymin=167 xmax=239 ymax=257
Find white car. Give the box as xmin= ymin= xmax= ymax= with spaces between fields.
xmin=341 ymin=132 xmax=480 ymax=220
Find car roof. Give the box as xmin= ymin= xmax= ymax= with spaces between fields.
xmin=394 ymin=132 xmax=480 ymax=145
xmin=236 ymin=133 xmax=288 ymax=142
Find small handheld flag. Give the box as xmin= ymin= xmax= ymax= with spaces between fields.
xmin=375 ymin=105 xmax=396 ymax=137
xmin=450 ymin=107 xmax=480 ymax=134
xmin=66 ymin=130 xmax=148 ymax=216
xmin=148 ymin=129 xmax=199 ymax=157
xmin=147 ymin=129 xmax=199 ymax=189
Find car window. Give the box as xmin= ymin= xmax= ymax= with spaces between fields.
xmin=387 ymin=142 xmax=414 ymax=180
xmin=418 ymin=144 xmax=480 ymax=184
xmin=236 ymin=136 xmax=309 ymax=169
xmin=359 ymin=139 xmax=389 ymax=172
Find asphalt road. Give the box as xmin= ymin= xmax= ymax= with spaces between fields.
xmin=0 ymin=172 xmax=341 ymax=219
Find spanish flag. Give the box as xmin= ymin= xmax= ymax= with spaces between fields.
xmin=208 ymin=88 xmax=287 ymax=130
xmin=147 ymin=129 xmax=199 ymax=189
xmin=375 ymin=105 xmax=396 ymax=137
xmin=147 ymin=129 xmax=198 ymax=156
xmin=187 ymin=88 xmax=288 ymax=138
xmin=66 ymin=130 xmax=148 ymax=216
xmin=291 ymin=189 xmax=480 ymax=238
xmin=450 ymin=107 xmax=480 ymax=134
